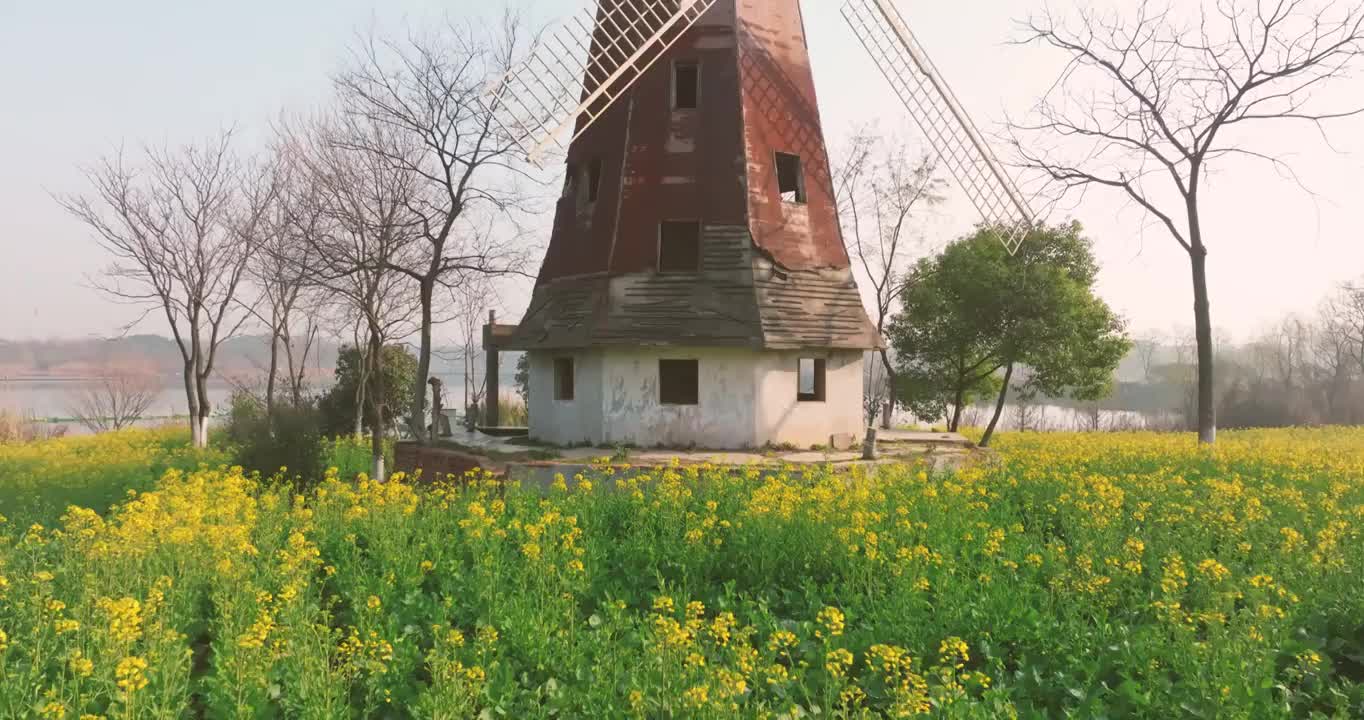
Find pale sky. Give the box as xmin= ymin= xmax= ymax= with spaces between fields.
xmin=2 ymin=0 xmax=1361 ymax=344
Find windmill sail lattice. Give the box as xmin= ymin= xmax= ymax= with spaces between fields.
xmin=484 ymin=0 xmax=717 ymax=167
xmin=842 ymin=0 xmax=1036 ymax=253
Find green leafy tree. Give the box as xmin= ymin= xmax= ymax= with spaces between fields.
xmin=515 ymin=352 xmax=530 ymax=406
xmin=889 ymin=222 xmax=1130 ymax=444
xmin=318 ymin=345 xmax=419 ymax=439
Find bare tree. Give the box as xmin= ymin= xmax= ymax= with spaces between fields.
xmin=444 ymin=277 xmax=495 ymax=431
xmin=1012 ymin=380 xmax=1042 ymax=432
xmin=863 ymin=354 xmax=892 ymax=428
xmin=1335 ymin=282 xmax=1364 ymax=375
xmin=66 ymin=365 xmax=160 ymax=433
xmin=1269 ymin=314 xmax=1310 ymax=391
xmin=1010 ymin=0 xmax=1364 ymax=443
xmin=253 ymin=142 xmax=326 ymax=417
xmin=333 ymin=12 xmax=540 ymax=444
xmin=833 ymin=126 xmax=945 ymax=427
xmin=1314 ymin=285 xmax=1364 ymax=421
xmin=58 ymin=130 xmax=272 ymax=447
xmin=1134 ymin=330 xmax=1164 ymax=382
xmin=285 ymin=113 xmax=422 ymax=480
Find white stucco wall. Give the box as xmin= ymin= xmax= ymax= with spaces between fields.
xmin=600 ymin=347 xmax=762 ymax=448
xmin=753 ymin=349 xmax=865 ymax=448
xmin=527 ymin=350 xmax=604 ymax=446
xmin=528 ymin=346 xmax=865 ymax=450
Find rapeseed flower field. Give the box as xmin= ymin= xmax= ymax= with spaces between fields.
xmin=0 ymin=428 xmax=229 ymax=526
xmin=0 ymin=427 xmax=1361 ymax=717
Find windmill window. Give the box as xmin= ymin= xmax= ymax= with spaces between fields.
xmin=673 ymin=62 xmax=699 ymax=109
xmin=585 ymin=157 xmax=603 ymax=204
xmin=797 ymin=358 xmax=826 ymax=402
xmin=554 ymin=358 xmax=575 ymax=401
xmin=775 ymin=152 xmax=806 ymax=203
xmin=659 ymin=359 xmax=700 ymax=406
xmin=658 ymin=220 xmax=701 ymax=273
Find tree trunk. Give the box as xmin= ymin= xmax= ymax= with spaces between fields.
xmin=1189 ymin=243 xmax=1217 ymax=444
xmin=183 ymin=359 xmax=202 ymax=447
xmin=877 ymin=348 xmax=896 ymax=429
xmin=368 ymin=330 xmax=387 ymax=481
xmin=949 ymin=382 xmax=966 ymax=432
xmin=411 ymin=280 xmax=435 ymax=444
xmin=265 ymin=327 xmax=279 ymax=430
xmin=196 ymin=375 xmax=213 ymax=448
xmin=980 ymin=361 xmax=1014 ymax=448
xmin=353 ymin=355 xmax=367 ymax=441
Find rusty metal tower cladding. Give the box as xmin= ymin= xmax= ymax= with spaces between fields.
xmin=507 ymin=0 xmax=878 ymax=449
xmin=512 ymin=0 xmax=877 ymax=349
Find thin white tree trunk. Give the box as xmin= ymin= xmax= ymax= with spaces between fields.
xmin=371 ymin=453 xmax=385 ymax=483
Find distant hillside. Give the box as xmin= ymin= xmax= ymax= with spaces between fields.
xmin=0 ymin=335 xmax=339 ymax=381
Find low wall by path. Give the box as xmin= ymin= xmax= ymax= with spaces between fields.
xmin=394 ymin=442 xmax=499 ymax=482
xmin=396 ymin=434 xmax=984 ymax=488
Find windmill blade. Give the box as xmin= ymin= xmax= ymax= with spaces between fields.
xmin=484 ymin=0 xmax=717 ymax=168
xmin=842 ymin=0 xmax=1036 ymax=253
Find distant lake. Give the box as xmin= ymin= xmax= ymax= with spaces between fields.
xmin=0 ymin=379 xmax=234 ymax=432
xmin=1 ymin=364 xmax=522 ymax=435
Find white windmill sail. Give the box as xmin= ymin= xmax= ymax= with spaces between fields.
xmin=842 ymin=0 xmax=1036 ymax=253
xmin=484 ymin=0 xmax=717 ymax=167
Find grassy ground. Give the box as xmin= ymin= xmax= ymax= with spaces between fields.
xmin=0 ymin=427 xmax=1361 ymax=718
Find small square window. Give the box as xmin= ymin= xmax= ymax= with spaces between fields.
xmin=585 ymin=158 xmax=603 ymax=204
xmin=673 ymin=62 xmax=699 ymax=109
xmin=776 ymin=152 xmax=806 ymax=203
xmin=797 ymin=358 xmax=826 ymax=402
xmin=659 ymin=220 xmax=701 ymax=273
xmin=554 ymin=357 xmax=575 ymax=401
xmin=659 ymin=359 xmax=699 ymax=406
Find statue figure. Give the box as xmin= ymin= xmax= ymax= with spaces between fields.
xmin=428 ymin=377 xmax=452 ymax=438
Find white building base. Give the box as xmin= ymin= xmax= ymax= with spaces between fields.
xmin=526 ymin=347 xmax=865 ymax=450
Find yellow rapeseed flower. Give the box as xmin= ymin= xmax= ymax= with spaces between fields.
xmin=825 ymin=648 xmax=854 ymax=678
xmin=816 ymin=606 xmax=845 ymax=638
xmin=115 ymin=656 xmax=149 ymax=694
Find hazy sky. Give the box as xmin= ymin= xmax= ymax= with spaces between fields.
xmin=2 ymin=0 xmax=1361 ymax=344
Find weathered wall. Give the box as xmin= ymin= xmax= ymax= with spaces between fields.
xmin=527 ymin=350 xmax=605 ymax=446
xmin=599 ymin=347 xmax=761 ymax=448
xmin=528 ymin=346 xmax=865 ymax=449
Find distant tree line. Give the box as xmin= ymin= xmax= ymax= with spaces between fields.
xmin=967 ymin=278 xmax=1364 ymax=434
xmin=1147 ymin=281 xmax=1364 ymax=430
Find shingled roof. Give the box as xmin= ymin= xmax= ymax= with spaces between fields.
xmin=505 ymin=225 xmax=881 ymax=351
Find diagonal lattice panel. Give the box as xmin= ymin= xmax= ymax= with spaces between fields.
xmin=842 ymin=0 xmax=1035 ymax=253
xmin=483 ymin=0 xmax=717 ymax=167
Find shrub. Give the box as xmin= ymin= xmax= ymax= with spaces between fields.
xmin=317 ymin=345 xmax=418 ymax=438
xmin=223 ymin=390 xmax=326 ymax=485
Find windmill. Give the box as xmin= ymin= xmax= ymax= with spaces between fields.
xmin=482 ymin=0 xmax=1030 ymax=449
xmin=486 ymin=0 xmax=1037 ymax=253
